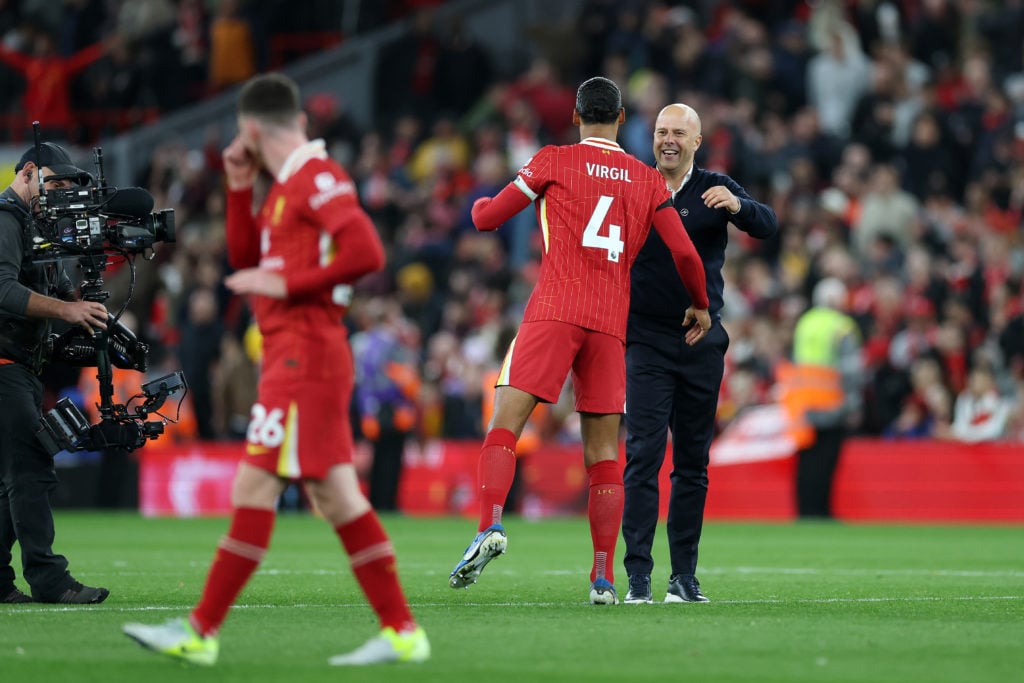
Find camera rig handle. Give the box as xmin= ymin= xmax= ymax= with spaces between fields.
xmin=72 ymin=253 xmax=119 ymax=420
xmin=32 ymin=122 xmax=46 ymax=212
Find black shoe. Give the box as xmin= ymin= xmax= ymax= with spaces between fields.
xmin=37 ymin=582 xmax=109 ymax=604
xmin=665 ymin=574 xmax=709 ymax=603
xmin=1 ymin=587 xmax=32 ymax=604
xmin=624 ymin=574 xmax=653 ymax=604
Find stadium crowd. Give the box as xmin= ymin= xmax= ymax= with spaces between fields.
xmin=0 ymin=0 xmax=437 ymax=142
xmin=31 ymin=0 xmax=1024 ymax=454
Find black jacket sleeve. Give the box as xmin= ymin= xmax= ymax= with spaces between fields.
xmin=722 ymin=176 xmax=778 ymax=240
xmin=0 ymin=211 xmax=31 ymax=316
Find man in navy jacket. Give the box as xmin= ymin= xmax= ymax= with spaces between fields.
xmin=623 ymin=103 xmax=778 ymax=604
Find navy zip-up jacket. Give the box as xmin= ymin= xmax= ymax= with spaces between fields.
xmin=629 ymin=165 xmax=778 ymax=332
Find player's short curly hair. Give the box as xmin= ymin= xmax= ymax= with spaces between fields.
xmin=238 ymin=73 xmax=302 ymax=127
xmin=575 ymin=76 xmax=622 ymax=125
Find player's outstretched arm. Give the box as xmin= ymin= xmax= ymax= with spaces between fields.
xmin=471 ymin=183 xmax=532 ymax=232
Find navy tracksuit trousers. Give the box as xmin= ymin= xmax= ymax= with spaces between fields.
xmin=622 ymin=319 xmax=728 ymax=577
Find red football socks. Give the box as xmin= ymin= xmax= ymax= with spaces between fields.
xmin=587 ymin=460 xmax=623 ymax=584
xmin=336 ymin=511 xmax=415 ymax=632
xmin=477 ymin=428 xmax=518 ymax=531
xmin=191 ymin=507 xmax=276 ymax=637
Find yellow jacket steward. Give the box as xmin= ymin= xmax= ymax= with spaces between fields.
xmin=777 ymin=307 xmax=862 ymax=446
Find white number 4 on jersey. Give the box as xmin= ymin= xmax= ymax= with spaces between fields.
xmin=582 ymin=195 xmax=624 ymax=262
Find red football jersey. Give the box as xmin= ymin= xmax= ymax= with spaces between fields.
xmin=512 ymin=137 xmax=674 ymax=339
xmin=225 ymin=140 xmax=384 ymax=351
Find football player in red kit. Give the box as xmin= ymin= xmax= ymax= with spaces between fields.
xmin=124 ymin=73 xmax=428 ymax=666
xmin=448 ymin=76 xmax=711 ymax=604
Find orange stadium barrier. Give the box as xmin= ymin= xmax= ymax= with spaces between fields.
xmin=136 ymin=438 xmax=1024 ymax=522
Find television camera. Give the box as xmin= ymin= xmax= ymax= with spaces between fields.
xmin=25 ymin=125 xmax=189 ymax=455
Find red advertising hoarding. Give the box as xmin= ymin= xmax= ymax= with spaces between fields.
xmin=138 ymin=438 xmax=1024 ymax=522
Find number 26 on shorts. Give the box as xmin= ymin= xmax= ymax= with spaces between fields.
xmin=247 ymin=403 xmax=286 ymax=447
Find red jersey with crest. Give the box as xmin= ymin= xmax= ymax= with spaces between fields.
xmin=225 ymin=141 xmax=385 ymax=335
xmin=225 ymin=140 xmax=384 ymax=380
xmin=512 ymin=137 xmax=674 ymax=340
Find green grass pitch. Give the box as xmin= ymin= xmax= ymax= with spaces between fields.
xmin=1 ymin=513 xmax=1022 ymax=682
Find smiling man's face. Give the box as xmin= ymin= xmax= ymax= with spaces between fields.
xmin=652 ymin=104 xmax=702 ymax=180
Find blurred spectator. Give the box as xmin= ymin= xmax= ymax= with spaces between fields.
xmin=0 ymin=29 xmax=107 ymax=138
xmin=211 ymin=330 xmax=258 ymax=440
xmin=502 ymin=57 xmax=577 ymax=144
xmin=947 ymin=365 xmax=1011 ymax=443
xmin=901 ymin=110 xmax=961 ymax=201
xmin=0 ymin=0 xmax=20 ymax=39
xmin=394 ymin=261 xmax=445 ymax=340
xmin=575 ymin=0 xmax=619 ymax=78
xmin=770 ymin=20 xmax=811 ymax=115
xmin=305 ymin=92 xmax=363 ymax=168
xmin=351 ymin=299 xmax=421 ymax=511
xmin=406 ymin=115 xmax=471 ymax=184
xmin=807 ymin=13 xmax=870 ymax=139
xmin=849 ymin=0 xmax=904 ymax=57
xmin=176 ymin=284 xmax=223 ymax=440
xmin=207 ymin=0 xmax=255 ymax=93
xmin=435 ymin=15 xmax=492 ymax=116
xmin=907 ymin=0 xmax=959 ymax=72
xmin=852 ymin=162 xmax=920 ymax=258
xmin=421 ymin=329 xmax=481 ymax=439
xmin=618 ymin=69 xmax=666 ymax=164
xmin=883 ymin=356 xmax=952 ymax=439
xmin=888 ymin=294 xmax=939 ymax=372
xmin=375 ymin=6 xmax=441 ymax=128
xmin=116 ymin=0 xmax=177 ymax=42
xmin=782 ymin=277 xmax=863 ymax=518
xmin=850 ymin=57 xmax=901 ymax=163
xmin=1000 ymin=292 xmax=1024 ymax=383
xmin=116 ymin=0 xmax=184 ymax=111
xmin=81 ymin=30 xmax=145 ymax=113
xmin=173 ymin=0 xmax=207 ymax=102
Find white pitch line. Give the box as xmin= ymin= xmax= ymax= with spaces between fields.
xmin=4 ymin=594 xmax=1023 ymax=615
xmin=93 ymin=566 xmax=1024 ymax=579
xmin=714 ymin=595 xmax=1024 ymax=605
xmin=706 ymin=566 xmax=1024 ymax=578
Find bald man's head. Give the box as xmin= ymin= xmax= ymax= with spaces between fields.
xmin=652 ymin=103 xmax=702 ymax=184
xmin=657 ymin=104 xmax=701 ymax=133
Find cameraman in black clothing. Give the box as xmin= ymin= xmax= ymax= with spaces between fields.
xmin=0 ymin=142 xmax=110 ymax=604
xmin=622 ymin=104 xmax=778 ymax=604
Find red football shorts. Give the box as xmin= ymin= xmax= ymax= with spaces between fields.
xmin=244 ymin=330 xmax=355 ymax=480
xmin=496 ymin=320 xmax=626 ymax=413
